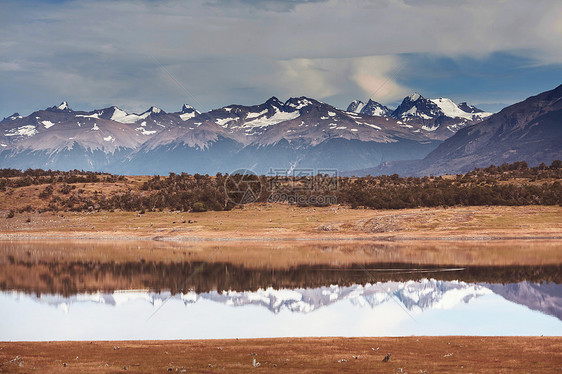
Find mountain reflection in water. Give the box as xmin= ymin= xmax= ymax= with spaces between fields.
xmin=1 ymin=280 xmax=561 ymax=340
xmin=1 ymin=240 xmax=561 ymax=340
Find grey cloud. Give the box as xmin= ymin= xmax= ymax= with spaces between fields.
xmin=0 ymin=0 xmax=561 ymax=118
xmin=204 ymin=0 xmax=329 ymax=12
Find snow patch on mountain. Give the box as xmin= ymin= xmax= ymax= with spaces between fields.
xmin=110 ymin=107 xmax=151 ymax=124
xmin=404 ymin=106 xmax=432 ymax=120
xmin=5 ymin=125 xmax=37 ymax=137
xmin=357 ymin=122 xmax=382 ymax=130
xmin=246 ymin=109 xmax=268 ymax=119
xmin=243 ymin=107 xmax=300 ymax=128
xmin=41 ymin=120 xmax=55 ymax=129
xmin=422 ymin=124 xmax=439 ymax=132
xmin=216 ymin=117 xmax=238 ymax=127
xmin=179 ymin=112 xmax=197 ymax=121
xmin=431 ymin=98 xmax=492 ymax=120
xmin=76 ymin=113 xmax=100 ymax=119
xmin=369 ymin=107 xmax=388 ymax=116
xmin=286 ymin=98 xmax=313 ymax=110
xmin=136 ymin=126 xmax=157 ymax=135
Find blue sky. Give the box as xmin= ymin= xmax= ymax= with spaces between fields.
xmin=1 ymin=0 xmax=561 ymax=118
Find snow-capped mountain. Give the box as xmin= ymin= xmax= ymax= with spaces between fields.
xmin=347 ymin=99 xmax=392 ymax=117
xmin=54 ymin=101 xmax=72 ymax=111
xmin=352 ymin=84 xmax=562 ymax=176
xmin=179 ymin=104 xmax=200 ymax=121
xmin=430 ymin=97 xmax=492 ymax=121
xmin=391 ymin=93 xmax=442 ymax=120
xmin=390 ymin=94 xmax=493 ymax=140
xmin=391 ymin=93 xmax=492 ymax=122
xmin=347 ymin=94 xmax=493 ymax=140
xmin=0 ymin=93 xmax=494 ymax=174
xmin=120 ymin=96 xmax=443 ymax=174
xmin=0 ymin=102 xmax=203 ymax=171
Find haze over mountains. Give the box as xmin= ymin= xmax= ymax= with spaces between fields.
xmin=1 ymin=85 xmax=560 ymax=176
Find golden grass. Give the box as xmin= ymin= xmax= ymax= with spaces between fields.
xmin=0 ymin=205 xmax=560 ymax=242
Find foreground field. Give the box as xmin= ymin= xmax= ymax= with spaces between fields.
xmin=1 ymin=337 xmax=561 ymax=373
xmin=0 ymin=205 xmax=561 ymax=242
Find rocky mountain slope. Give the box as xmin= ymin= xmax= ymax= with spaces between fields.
xmin=349 ymin=84 xmax=562 ymax=176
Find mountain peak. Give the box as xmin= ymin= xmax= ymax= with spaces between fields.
xmin=347 ymin=100 xmax=366 ymax=113
xmin=179 ymin=104 xmax=199 ymax=121
xmin=392 ymin=93 xmax=440 ymax=120
xmin=347 ymin=99 xmax=391 ymax=117
xmin=181 ymin=104 xmax=198 ymax=114
xmin=407 ymin=93 xmax=422 ymax=102
xmin=363 ymin=99 xmax=392 ymax=117
xmin=265 ymin=96 xmax=283 ymax=106
xmin=458 ymin=102 xmax=484 ymax=114
xmin=147 ymin=106 xmax=163 ymax=114
xmin=285 ymin=97 xmax=319 ymax=110
xmin=55 ymin=101 xmax=71 ymax=111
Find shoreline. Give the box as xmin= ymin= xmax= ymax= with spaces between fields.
xmin=2 ymin=233 xmax=562 ymax=242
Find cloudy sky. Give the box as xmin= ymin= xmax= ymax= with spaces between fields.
xmin=1 ymin=0 xmax=561 ymax=118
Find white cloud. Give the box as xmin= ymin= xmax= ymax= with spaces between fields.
xmin=272 ymin=55 xmax=409 ymax=104
xmin=274 ymin=58 xmax=347 ymax=99
xmin=351 ymin=56 xmax=409 ymax=103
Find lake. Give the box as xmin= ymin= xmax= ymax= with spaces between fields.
xmin=1 ymin=240 xmax=561 ymax=341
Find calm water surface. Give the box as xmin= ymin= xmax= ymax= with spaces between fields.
xmin=1 ymin=241 xmax=561 ymax=341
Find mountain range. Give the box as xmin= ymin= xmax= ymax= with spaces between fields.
xmin=1 ymin=85 xmax=559 ymax=175
xmin=347 ymin=93 xmax=492 ymax=140
xmin=353 ymin=84 xmax=562 ymax=176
